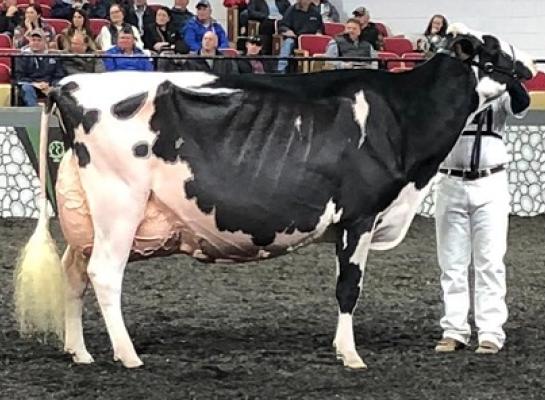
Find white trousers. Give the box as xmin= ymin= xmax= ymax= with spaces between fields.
xmin=435 ymin=170 xmax=509 ymax=348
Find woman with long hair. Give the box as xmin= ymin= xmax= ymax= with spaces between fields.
xmin=59 ymin=8 xmax=95 ymax=51
xmin=418 ymin=14 xmax=448 ymax=55
xmin=13 ymin=4 xmax=56 ymax=48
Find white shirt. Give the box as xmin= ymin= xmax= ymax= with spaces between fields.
xmin=441 ymin=92 xmax=527 ymax=170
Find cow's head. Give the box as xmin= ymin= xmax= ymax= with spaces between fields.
xmin=444 ymin=23 xmax=536 ymax=107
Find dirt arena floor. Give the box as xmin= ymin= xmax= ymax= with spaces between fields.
xmin=1 ymin=215 xmax=545 ymax=399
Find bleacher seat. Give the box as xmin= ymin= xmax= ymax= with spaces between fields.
xmin=324 ymin=22 xmax=344 ymax=37
xmin=0 ymin=48 xmax=21 ymax=69
xmin=383 ymin=37 xmax=413 ymax=56
xmin=0 ymin=33 xmax=12 ymax=48
xmin=298 ymin=34 xmax=333 ymax=56
xmin=524 ymin=71 xmax=545 ymax=91
xmin=0 ymin=64 xmax=11 ymax=84
xmin=401 ymin=52 xmax=425 ymax=68
xmin=42 ymin=18 xmax=71 ymax=34
xmin=89 ymin=18 xmax=110 ymax=37
xmin=220 ymin=48 xmax=239 ymax=57
xmin=377 ymin=51 xmax=402 ymax=70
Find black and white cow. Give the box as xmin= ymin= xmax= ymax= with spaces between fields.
xmin=14 ymin=24 xmax=536 ymax=369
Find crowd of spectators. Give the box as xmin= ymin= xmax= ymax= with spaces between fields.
xmin=0 ymin=0 xmax=455 ymax=105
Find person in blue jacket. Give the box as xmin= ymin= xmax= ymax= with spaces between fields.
xmin=104 ymin=25 xmax=154 ymax=71
xmin=182 ymin=0 xmax=228 ymax=53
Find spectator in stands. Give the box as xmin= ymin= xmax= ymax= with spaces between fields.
xmin=311 ymin=0 xmax=339 ymax=23
xmin=352 ymin=6 xmax=382 ymax=51
xmin=96 ymin=3 xmax=144 ymax=50
xmin=417 ymin=14 xmax=448 ymax=56
xmin=247 ymin=0 xmax=290 ymax=55
xmin=15 ymin=29 xmax=65 ymax=106
xmin=143 ymin=6 xmax=179 ymax=52
xmin=59 ymin=9 xmax=96 ymax=50
xmin=325 ymin=18 xmax=376 ymax=70
xmin=51 ymin=0 xmax=90 ymax=20
xmin=89 ymin=0 xmax=113 ymax=19
xmin=103 ymin=25 xmax=153 ymax=71
xmin=170 ymin=0 xmax=193 ymax=34
xmin=182 ymin=30 xmax=238 ymax=74
xmin=182 ymin=0 xmax=228 ymax=53
xmin=126 ymin=0 xmax=155 ymax=36
xmin=277 ymin=0 xmax=323 ymax=73
xmin=0 ymin=0 xmax=22 ymax=36
xmin=238 ymin=35 xmax=274 ymax=73
xmin=13 ymin=5 xmax=56 ymax=49
xmin=62 ymin=31 xmax=105 ymax=74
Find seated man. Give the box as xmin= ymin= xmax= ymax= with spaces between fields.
xmin=103 ymin=25 xmax=154 ymax=71
xmin=276 ymin=0 xmax=323 ymax=73
xmin=63 ymin=32 xmax=105 ymax=74
xmin=14 ymin=29 xmax=65 ymax=106
xmin=182 ymin=0 xmax=229 ymax=53
xmin=182 ymin=30 xmax=238 ymax=74
xmin=352 ymin=6 xmax=382 ymax=50
xmin=324 ymin=18 xmax=376 ymax=70
xmin=237 ymin=35 xmax=274 ymax=73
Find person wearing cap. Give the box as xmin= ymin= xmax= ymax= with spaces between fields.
xmin=352 ymin=6 xmax=382 ymax=50
xmin=247 ymin=0 xmax=290 ymax=55
xmin=14 ymin=29 xmax=65 ymax=106
xmin=181 ymin=30 xmax=238 ymax=74
xmin=324 ymin=18 xmax=376 ymax=70
xmin=103 ymin=25 xmax=154 ymax=71
xmin=237 ymin=35 xmax=273 ymax=73
xmin=182 ymin=0 xmax=228 ymax=53
xmin=276 ymin=0 xmax=323 ymax=73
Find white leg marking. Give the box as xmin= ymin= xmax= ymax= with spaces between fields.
xmin=333 ymin=314 xmax=367 ymax=369
xmin=352 ymin=90 xmax=370 ymax=148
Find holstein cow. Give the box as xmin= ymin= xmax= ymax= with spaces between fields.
xmin=14 ymin=24 xmax=536 ymax=369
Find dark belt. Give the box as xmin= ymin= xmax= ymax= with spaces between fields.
xmin=439 ymin=165 xmax=505 ymax=180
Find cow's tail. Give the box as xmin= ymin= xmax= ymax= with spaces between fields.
xmin=14 ymin=101 xmax=64 ymax=343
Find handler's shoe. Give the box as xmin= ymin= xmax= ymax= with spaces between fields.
xmin=435 ymin=338 xmax=464 ymax=352
xmin=475 ymin=340 xmax=499 ymax=354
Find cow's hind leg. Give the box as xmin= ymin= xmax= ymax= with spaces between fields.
xmin=63 ymin=245 xmax=93 ymax=363
xmin=333 ymin=217 xmax=375 ymax=369
xmin=86 ymin=187 xmax=148 ymax=368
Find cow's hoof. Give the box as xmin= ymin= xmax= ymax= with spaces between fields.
xmin=114 ymin=354 xmax=144 ymax=369
xmin=66 ymin=348 xmax=95 ymax=364
xmin=340 ymin=351 xmax=367 ymax=370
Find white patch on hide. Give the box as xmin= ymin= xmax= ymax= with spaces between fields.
xmin=315 ymin=199 xmax=343 ymax=236
xmin=294 ymin=116 xmax=302 ymax=136
xmin=342 ymin=230 xmax=348 ymax=250
xmin=476 ymin=76 xmax=506 ymax=103
xmin=370 ymin=179 xmax=435 ymax=251
xmin=348 ymin=231 xmax=372 ymax=266
xmin=352 ymin=90 xmax=370 ymax=148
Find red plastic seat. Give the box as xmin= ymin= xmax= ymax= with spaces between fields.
xmin=220 ymin=48 xmax=239 ymax=57
xmin=0 ymin=33 xmax=12 ymax=48
xmin=383 ymin=37 xmax=413 ymax=56
xmin=377 ymin=51 xmax=402 ymax=70
xmin=39 ymin=4 xmax=51 ymax=17
xmin=0 ymin=48 xmax=21 ymax=69
xmin=524 ymin=71 xmax=545 ymax=92
xmin=0 ymin=63 xmax=11 ymax=84
xmin=401 ymin=52 xmax=425 ymax=68
xmin=147 ymin=3 xmax=162 ymax=12
xmin=374 ymin=21 xmax=389 ymax=38
xmin=89 ymin=18 xmax=110 ymax=38
xmin=323 ymin=22 xmax=344 ymax=37
xmin=42 ymin=18 xmax=71 ymax=35
xmin=298 ymin=34 xmax=333 ymax=56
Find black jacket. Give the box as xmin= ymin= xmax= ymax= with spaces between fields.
xmin=143 ymin=23 xmax=178 ymax=51
xmin=0 ymin=9 xmax=22 ymax=35
xmin=170 ymin=7 xmax=193 ymax=34
xmin=278 ymin=4 xmax=323 ymax=36
xmin=15 ymin=52 xmax=65 ymax=84
xmin=359 ymin=23 xmax=382 ymax=50
xmin=182 ymin=50 xmax=239 ymax=75
xmin=247 ymin=0 xmax=290 ymax=21
xmin=126 ymin=6 xmax=155 ymax=34
xmin=237 ymin=57 xmax=275 ymax=73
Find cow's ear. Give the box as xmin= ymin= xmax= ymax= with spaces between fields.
xmin=451 ymin=35 xmax=479 ymax=61
xmin=482 ymin=35 xmax=501 ymax=53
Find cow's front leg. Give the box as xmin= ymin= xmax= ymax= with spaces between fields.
xmin=333 ymin=217 xmax=375 ymax=369
xmin=63 ymin=246 xmax=93 ymax=364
